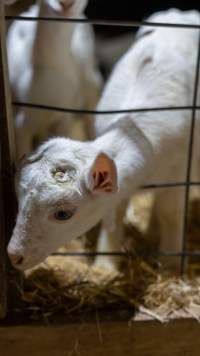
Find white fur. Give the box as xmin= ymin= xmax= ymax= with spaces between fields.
xmin=7 ymin=0 xmax=102 ymax=158
xmin=8 ymin=9 xmax=200 ymax=271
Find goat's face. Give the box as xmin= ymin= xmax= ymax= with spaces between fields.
xmin=45 ymin=0 xmax=88 ymax=16
xmin=8 ymin=138 xmax=118 ymax=271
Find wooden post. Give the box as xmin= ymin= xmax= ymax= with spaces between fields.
xmin=0 ymin=3 xmax=22 ymax=319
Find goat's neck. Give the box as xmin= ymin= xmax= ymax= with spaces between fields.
xmin=33 ymin=1 xmax=76 ymax=66
xmin=95 ymin=123 xmax=153 ymax=197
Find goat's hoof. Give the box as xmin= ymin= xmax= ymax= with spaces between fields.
xmin=93 ymin=256 xmax=119 ymax=272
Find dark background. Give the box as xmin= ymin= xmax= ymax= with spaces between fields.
xmin=86 ymin=0 xmax=200 ymax=19
xmin=86 ymin=0 xmax=200 ymax=37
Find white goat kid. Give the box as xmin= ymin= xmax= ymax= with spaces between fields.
xmin=7 ymin=0 xmax=101 ymax=159
xmin=8 ymin=9 xmax=200 ymax=272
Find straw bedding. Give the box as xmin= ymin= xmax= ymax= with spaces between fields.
xmin=21 ymin=193 xmax=200 ymax=322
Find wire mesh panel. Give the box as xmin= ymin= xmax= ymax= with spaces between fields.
xmin=2 ymin=3 xmax=200 ymax=319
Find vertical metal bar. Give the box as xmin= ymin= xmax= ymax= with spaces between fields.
xmin=181 ymin=30 xmax=200 ymax=274
xmin=0 ymin=3 xmax=22 ymax=319
xmin=0 ymin=150 xmax=7 ymax=318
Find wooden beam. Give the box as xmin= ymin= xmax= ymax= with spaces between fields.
xmin=0 ymin=3 xmax=22 ymax=319
xmin=0 ymin=319 xmax=200 ymax=356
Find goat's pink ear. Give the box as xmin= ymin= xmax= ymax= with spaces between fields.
xmin=87 ymin=153 xmax=118 ymax=195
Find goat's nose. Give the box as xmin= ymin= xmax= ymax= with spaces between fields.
xmin=8 ymin=251 xmax=24 ymax=267
xmin=60 ymin=0 xmax=74 ymax=12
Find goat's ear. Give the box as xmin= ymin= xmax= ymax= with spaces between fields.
xmin=86 ymin=153 xmax=118 ymax=195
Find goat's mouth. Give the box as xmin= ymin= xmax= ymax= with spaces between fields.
xmin=14 ymin=257 xmax=44 ymax=272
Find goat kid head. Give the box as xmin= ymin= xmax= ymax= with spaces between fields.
xmin=44 ymin=0 xmax=88 ymax=16
xmin=8 ymin=138 xmax=118 ymax=271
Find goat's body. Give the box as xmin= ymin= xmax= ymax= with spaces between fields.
xmin=93 ymin=9 xmax=200 ymax=269
xmin=96 ymin=9 xmax=200 ymax=189
xmin=7 ymin=2 xmax=102 ymax=157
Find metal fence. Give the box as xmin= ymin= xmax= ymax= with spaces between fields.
xmin=1 ymin=3 xmax=200 ymax=318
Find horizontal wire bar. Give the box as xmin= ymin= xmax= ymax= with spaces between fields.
xmin=5 ymin=16 xmax=200 ymax=30
xmin=52 ymin=251 xmax=200 ymax=257
xmin=141 ymin=182 xmax=200 ymax=189
xmin=13 ymin=103 xmax=200 ymax=189
xmin=13 ymin=101 xmax=200 ymax=115
xmin=13 ymin=104 xmax=200 ymax=188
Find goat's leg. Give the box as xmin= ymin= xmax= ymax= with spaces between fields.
xmin=52 ymin=116 xmax=88 ymax=141
xmin=152 ymin=188 xmax=185 ymax=272
xmin=94 ymin=201 xmax=127 ymax=271
xmin=15 ymin=111 xmax=34 ymax=159
xmin=15 ymin=127 xmax=32 ymax=161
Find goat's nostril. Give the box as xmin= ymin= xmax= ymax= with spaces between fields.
xmin=15 ymin=256 xmax=24 ymax=265
xmin=9 ymin=253 xmax=24 ymax=266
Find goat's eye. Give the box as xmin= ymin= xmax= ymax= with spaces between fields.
xmin=54 ymin=210 xmax=74 ymax=221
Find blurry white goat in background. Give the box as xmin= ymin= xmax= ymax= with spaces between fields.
xmin=7 ymin=0 xmax=102 ymax=159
